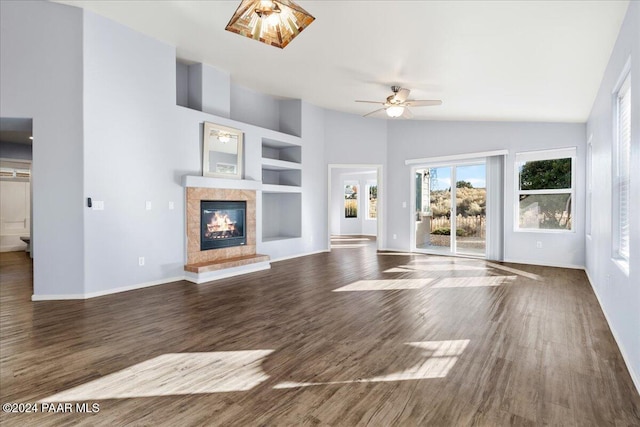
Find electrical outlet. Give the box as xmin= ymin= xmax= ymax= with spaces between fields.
xmin=138 ymin=257 xmax=145 ymax=266
xmin=536 ymin=241 xmax=542 ymax=249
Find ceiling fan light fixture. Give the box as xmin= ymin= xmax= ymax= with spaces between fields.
xmin=386 ymin=105 xmax=405 ymax=118
xmin=226 ymin=0 xmax=315 ymax=49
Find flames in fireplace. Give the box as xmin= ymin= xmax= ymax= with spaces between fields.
xmin=200 ymin=201 xmax=247 ymax=250
xmin=205 ymin=211 xmax=239 ymax=239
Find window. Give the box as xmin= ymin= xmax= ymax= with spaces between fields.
xmin=366 ymin=182 xmax=378 ymax=220
xmin=515 ymin=147 xmax=576 ymax=231
xmin=344 ymin=183 xmax=358 ymax=218
xmin=613 ymin=72 xmax=631 ymax=263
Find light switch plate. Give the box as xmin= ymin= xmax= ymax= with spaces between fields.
xmin=93 ymin=201 xmax=104 ymax=210
xmin=145 ymin=201 xmax=152 ymax=210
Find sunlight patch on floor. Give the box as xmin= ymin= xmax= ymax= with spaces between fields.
xmin=40 ymin=350 xmax=274 ymax=401
xmin=408 ymin=258 xmax=484 ymax=265
xmin=432 ymin=276 xmax=517 ymax=288
xmin=332 ymin=279 xmax=434 ymax=292
xmin=273 ymin=340 xmax=469 ymax=389
xmin=485 ymin=262 xmax=541 ymax=281
xmin=384 ymin=264 xmax=488 ymax=273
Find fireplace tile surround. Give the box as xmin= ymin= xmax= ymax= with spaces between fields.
xmin=184 ymin=184 xmax=270 ymax=282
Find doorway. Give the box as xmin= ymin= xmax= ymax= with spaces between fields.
xmin=413 ymin=161 xmax=486 ymax=257
xmin=327 ymin=164 xmax=384 ymax=251
xmin=0 ymin=118 xmax=33 ymax=255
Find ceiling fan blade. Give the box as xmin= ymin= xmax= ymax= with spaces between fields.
xmin=405 ymin=100 xmax=442 ymax=107
xmin=402 ymin=108 xmax=414 ymax=119
xmin=363 ymin=108 xmax=385 ymax=118
xmin=356 ymin=100 xmax=386 ymax=104
xmin=394 ymin=88 xmax=410 ymax=103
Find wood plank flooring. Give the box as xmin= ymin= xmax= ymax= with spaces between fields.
xmin=1 ymin=238 xmax=639 ymax=426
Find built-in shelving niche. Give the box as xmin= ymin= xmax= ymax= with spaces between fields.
xmin=261 ymin=138 xmax=302 ymax=189
xmin=262 ymin=192 xmax=302 ymax=242
xmin=261 ymin=137 xmax=302 ymax=242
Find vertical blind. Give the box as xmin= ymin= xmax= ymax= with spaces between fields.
xmin=617 ymin=74 xmax=631 ymax=260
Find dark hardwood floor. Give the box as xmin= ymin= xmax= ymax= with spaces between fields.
xmin=1 ymin=239 xmax=639 ymax=426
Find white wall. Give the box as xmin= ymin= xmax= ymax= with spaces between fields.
xmin=324 ymin=111 xmax=387 ymax=165
xmin=230 ymin=83 xmax=280 ymax=132
xmin=386 ymin=120 xmax=586 ymax=268
xmin=299 ymin=102 xmax=327 ymax=255
xmin=83 ymin=11 xmax=187 ymax=294
xmin=0 ymin=1 xmax=85 ymax=296
xmin=585 ymin=1 xmax=639 ymax=391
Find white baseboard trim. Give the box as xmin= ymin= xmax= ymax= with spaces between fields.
xmin=270 ymin=249 xmax=330 ymax=263
xmin=377 ymin=248 xmax=414 ymax=254
xmin=584 ymin=269 xmax=640 ymax=395
xmin=1 ymin=245 xmax=28 ymax=252
xmin=184 ymin=262 xmax=271 ymax=284
xmin=31 ymin=276 xmax=185 ymax=301
xmin=31 ymin=293 xmax=87 ymax=301
xmin=502 ymin=258 xmax=584 ymax=270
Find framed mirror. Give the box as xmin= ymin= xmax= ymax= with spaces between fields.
xmin=203 ymin=122 xmax=243 ymax=179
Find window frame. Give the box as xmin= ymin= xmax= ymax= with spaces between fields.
xmin=514 ymin=147 xmax=576 ymax=233
xmin=612 ymin=67 xmax=631 ymax=272
xmin=343 ymin=181 xmax=359 ymax=219
xmin=365 ymin=180 xmax=378 ymax=221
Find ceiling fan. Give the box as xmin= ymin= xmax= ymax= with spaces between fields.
xmin=356 ymin=86 xmax=442 ymax=118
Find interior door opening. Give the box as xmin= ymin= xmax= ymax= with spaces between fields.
xmin=414 ymin=161 xmax=486 ymax=257
xmin=327 ymin=164 xmax=383 ymax=251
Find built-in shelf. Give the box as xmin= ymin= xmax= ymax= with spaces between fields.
xmin=261 ymin=136 xmax=302 ymax=188
xmin=262 ymin=169 xmax=301 ymax=187
xmin=260 ymin=137 xmax=303 ymax=242
xmin=262 ymin=158 xmax=302 ymax=171
xmin=262 ymin=138 xmax=302 ymax=163
xmin=261 ymin=184 xmax=302 ymax=193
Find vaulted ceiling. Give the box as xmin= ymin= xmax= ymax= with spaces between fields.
xmin=56 ymin=1 xmax=629 ymax=122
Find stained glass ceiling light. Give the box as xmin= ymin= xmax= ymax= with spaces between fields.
xmin=225 ymin=0 xmax=315 ymax=49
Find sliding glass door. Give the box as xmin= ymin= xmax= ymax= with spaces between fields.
xmin=414 ymin=161 xmax=486 ymax=257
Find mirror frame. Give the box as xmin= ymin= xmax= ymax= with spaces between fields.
xmin=202 ymin=122 xmax=244 ymax=179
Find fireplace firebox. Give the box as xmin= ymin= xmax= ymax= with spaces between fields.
xmin=200 ymin=201 xmax=246 ymax=250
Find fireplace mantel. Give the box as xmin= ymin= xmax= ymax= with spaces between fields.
xmin=182 ymin=175 xmax=261 ymax=190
